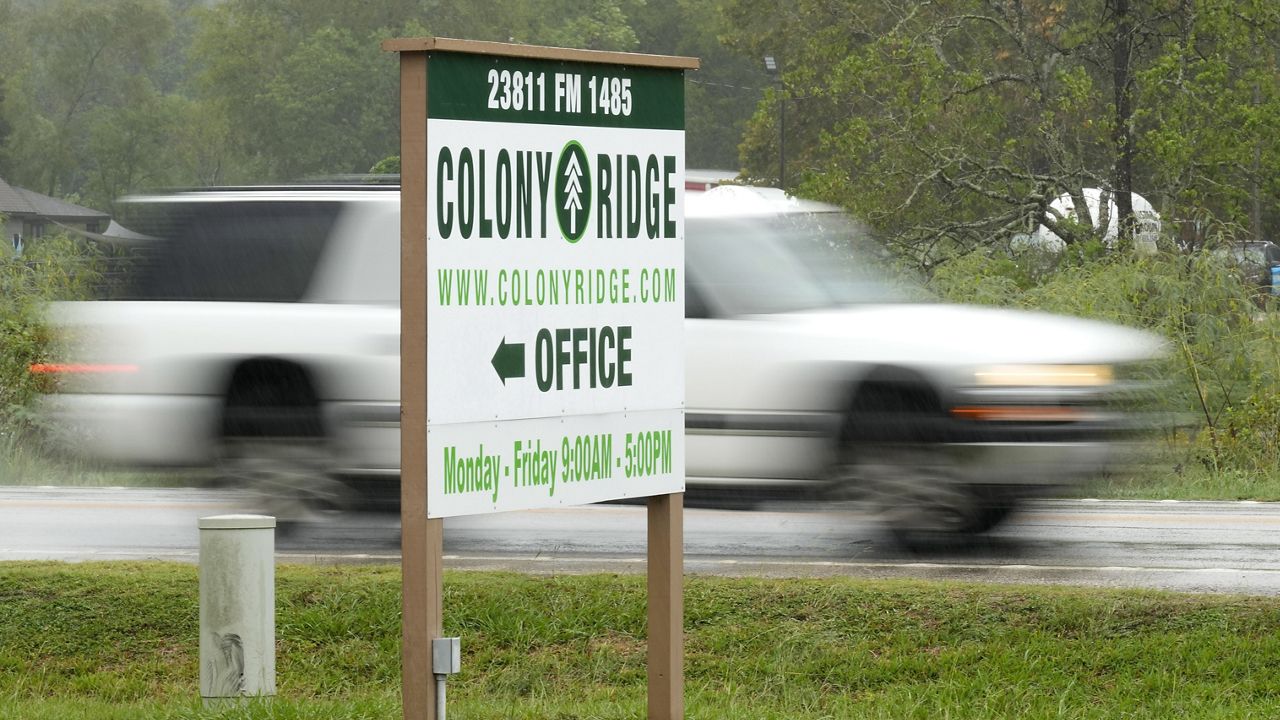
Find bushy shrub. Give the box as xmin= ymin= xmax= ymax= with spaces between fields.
xmin=0 ymin=232 xmax=103 ymax=435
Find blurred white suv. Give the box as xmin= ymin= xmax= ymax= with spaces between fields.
xmin=40 ymin=183 xmax=1164 ymax=537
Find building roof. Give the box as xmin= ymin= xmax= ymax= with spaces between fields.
xmin=0 ymin=177 xmax=35 ymax=215
xmin=0 ymin=177 xmax=109 ymax=220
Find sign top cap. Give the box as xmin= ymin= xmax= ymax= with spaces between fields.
xmin=381 ymin=36 xmax=699 ymax=70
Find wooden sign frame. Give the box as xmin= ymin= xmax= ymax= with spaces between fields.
xmin=384 ymin=37 xmax=698 ymax=720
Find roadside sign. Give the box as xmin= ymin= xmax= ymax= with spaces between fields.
xmin=423 ymin=49 xmax=687 ymax=517
xmin=386 ymin=38 xmax=697 ymax=720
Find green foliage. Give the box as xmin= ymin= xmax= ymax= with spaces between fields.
xmin=367 ymin=155 xmax=400 ymax=176
xmin=0 ymin=0 xmax=174 ymax=206
xmin=928 ymin=250 xmax=1028 ymax=307
xmin=1137 ymin=1 xmax=1280 ymax=246
xmin=7 ymin=563 xmax=1280 ymax=718
xmin=632 ymin=0 xmax=766 ymax=169
xmin=0 ymin=0 xmax=760 ymax=193
xmin=1028 ymin=254 xmax=1280 ymax=476
xmin=0 ymin=233 xmax=102 ymax=436
xmin=724 ymin=0 xmax=1114 ymax=261
xmin=189 ymin=6 xmax=401 ymax=183
xmin=725 ymin=0 xmax=1280 ymax=266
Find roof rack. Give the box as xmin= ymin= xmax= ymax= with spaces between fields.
xmin=131 ymin=174 xmax=403 ymax=195
xmin=299 ymin=173 xmax=401 ymax=185
xmin=127 ymin=184 xmax=402 ymax=196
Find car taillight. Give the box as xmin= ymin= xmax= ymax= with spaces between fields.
xmin=951 ymin=406 xmax=1087 ymax=422
xmin=29 ymin=363 xmax=138 ymax=374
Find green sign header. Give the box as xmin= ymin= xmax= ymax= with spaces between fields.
xmin=427 ymin=52 xmax=685 ymax=130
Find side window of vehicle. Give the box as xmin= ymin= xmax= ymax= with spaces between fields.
xmin=123 ymin=201 xmax=341 ymax=302
xmin=1266 ymin=243 xmax=1280 ymax=266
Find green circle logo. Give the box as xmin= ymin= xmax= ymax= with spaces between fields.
xmin=555 ymin=140 xmax=591 ymax=243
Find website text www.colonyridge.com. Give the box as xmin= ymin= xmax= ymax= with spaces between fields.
xmin=436 ymin=265 xmax=678 ymax=307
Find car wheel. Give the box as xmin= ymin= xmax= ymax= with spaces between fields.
xmin=214 ymin=364 xmax=354 ymax=530
xmin=216 ymin=436 xmax=354 ymax=531
xmin=841 ymin=441 xmax=979 ymax=536
xmin=833 ymin=379 xmax=993 ymax=545
xmin=967 ymin=493 xmax=1016 ymax=534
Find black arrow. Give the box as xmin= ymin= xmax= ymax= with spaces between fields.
xmin=491 ymin=337 xmax=525 ymax=385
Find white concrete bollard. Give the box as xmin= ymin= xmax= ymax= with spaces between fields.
xmin=198 ymin=514 xmax=276 ymax=706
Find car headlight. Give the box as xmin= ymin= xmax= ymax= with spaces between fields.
xmin=973 ymin=364 xmax=1113 ymax=387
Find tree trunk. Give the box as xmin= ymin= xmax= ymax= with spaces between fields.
xmin=1112 ymin=0 xmax=1136 ymax=247
xmin=1251 ymin=82 xmax=1263 ymax=241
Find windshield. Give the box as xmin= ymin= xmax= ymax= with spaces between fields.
xmin=687 ymin=211 xmax=918 ymax=316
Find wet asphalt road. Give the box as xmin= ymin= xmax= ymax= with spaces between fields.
xmin=4 ymin=486 xmax=1280 ymax=594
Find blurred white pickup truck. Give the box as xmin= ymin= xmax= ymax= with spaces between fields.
xmin=39 ymin=183 xmax=1164 ymax=539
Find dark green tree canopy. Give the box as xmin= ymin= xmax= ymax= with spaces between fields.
xmin=3 ymin=0 xmax=1278 ymax=260
xmin=725 ymin=0 xmax=1280 ymax=266
xmin=0 ymin=0 xmax=760 ymax=209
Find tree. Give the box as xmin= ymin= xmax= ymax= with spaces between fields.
xmin=188 ymin=0 xmax=648 ymax=184
xmin=0 ymin=0 xmax=173 ymax=200
xmin=632 ymin=0 xmax=767 ymax=170
xmin=1138 ymin=0 xmax=1280 ymax=249
xmin=724 ymin=0 xmax=1280 ymax=267
xmin=0 ymin=0 xmax=18 ymax=154
xmin=0 ymin=0 xmax=765 ymax=197
xmin=82 ymin=84 xmax=181 ymax=212
xmin=421 ymin=0 xmax=641 ymax=50
xmin=724 ymin=0 xmax=1120 ymax=264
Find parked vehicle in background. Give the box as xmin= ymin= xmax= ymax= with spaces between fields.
xmin=1028 ymin=188 xmax=1161 ymax=255
xmin=684 ymin=169 xmax=739 ymax=192
xmin=1211 ymin=240 xmax=1280 ymax=297
xmin=37 ymin=183 xmax=1165 ymax=542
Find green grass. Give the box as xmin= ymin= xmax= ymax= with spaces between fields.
xmin=1080 ymin=440 xmax=1280 ymax=501
xmin=1086 ymin=464 xmax=1280 ymax=501
xmin=4 ymin=563 xmax=1280 ymax=718
xmin=0 ymin=432 xmax=194 ymax=488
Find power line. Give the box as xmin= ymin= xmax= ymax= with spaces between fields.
xmin=687 ymin=77 xmax=766 ymax=92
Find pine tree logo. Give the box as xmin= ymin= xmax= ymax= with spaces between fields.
xmin=555 ymin=140 xmax=591 ymax=243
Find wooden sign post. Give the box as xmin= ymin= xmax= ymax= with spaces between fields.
xmin=384 ymin=37 xmax=697 ymax=720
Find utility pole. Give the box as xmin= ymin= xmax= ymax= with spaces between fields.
xmin=763 ymin=55 xmax=784 ymax=190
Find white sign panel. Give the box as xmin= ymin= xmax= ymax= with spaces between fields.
xmin=424 ymin=52 xmax=686 ymax=517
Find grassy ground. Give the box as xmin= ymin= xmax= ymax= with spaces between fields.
xmin=1079 ymin=440 xmax=1280 ymax=501
xmin=0 ymin=436 xmax=192 ymax=488
xmin=1084 ymin=464 xmax=1280 ymax=501
xmin=4 ymin=563 xmax=1280 ymax=718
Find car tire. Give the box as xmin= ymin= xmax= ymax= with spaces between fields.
xmin=843 ymin=441 xmax=978 ymax=534
xmin=967 ymin=492 xmax=1016 ymax=534
xmin=215 ymin=367 xmax=354 ymax=530
xmin=835 ymin=379 xmax=998 ymax=545
xmin=215 ymin=435 xmax=353 ymax=531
